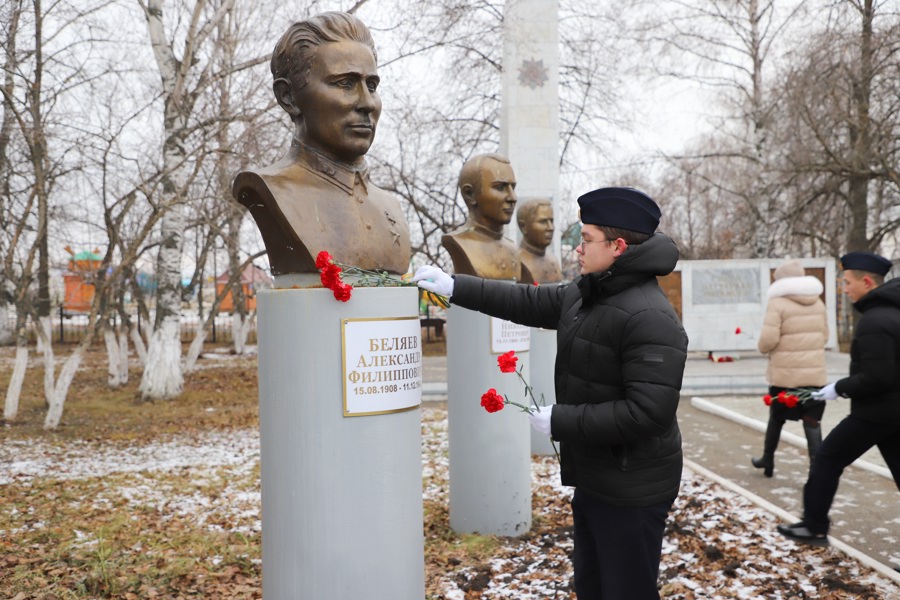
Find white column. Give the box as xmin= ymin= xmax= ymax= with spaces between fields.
xmin=256 ymin=286 xmax=424 ymax=599
xmin=500 ymin=0 xmax=560 ymax=256
xmin=529 ymin=327 xmax=558 ymax=456
xmin=447 ymin=308 xmax=532 ymax=535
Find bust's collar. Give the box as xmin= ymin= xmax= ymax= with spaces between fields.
xmin=469 ymin=220 xmax=505 ymax=240
xmin=520 ymin=239 xmax=546 ymax=256
xmin=292 ymin=140 xmax=369 ymax=195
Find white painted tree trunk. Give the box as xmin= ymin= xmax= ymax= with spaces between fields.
xmin=232 ymin=311 xmax=253 ymax=355
xmin=36 ymin=315 xmax=51 ymax=353
xmin=183 ymin=327 xmax=208 ymax=374
xmin=138 ymin=0 xmax=189 ymax=401
xmin=130 ymin=323 xmax=147 ymax=366
xmin=118 ymin=329 xmax=130 ymax=384
xmin=140 ymin=318 xmax=183 ymax=399
xmin=38 ymin=318 xmax=55 ymax=409
xmin=138 ymin=131 xmax=187 ymax=400
xmin=104 ymin=325 xmax=129 ymax=388
xmin=44 ymin=345 xmax=86 ymax=430
xmin=3 ymin=343 xmax=28 ymax=421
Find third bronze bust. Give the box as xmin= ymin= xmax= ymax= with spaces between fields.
xmin=441 ymin=153 xmax=522 ymax=280
xmin=517 ymin=198 xmax=562 ymax=283
xmin=232 ymin=12 xmax=410 ymax=276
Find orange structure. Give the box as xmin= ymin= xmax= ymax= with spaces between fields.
xmin=215 ymin=264 xmax=272 ymax=313
xmin=63 ymin=247 xmax=103 ymax=313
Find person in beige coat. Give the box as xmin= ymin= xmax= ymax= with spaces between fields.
xmin=752 ymin=260 xmax=828 ymax=477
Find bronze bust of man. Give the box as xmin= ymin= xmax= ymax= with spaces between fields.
xmin=517 ymin=198 xmax=562 ymax=283
xmin=441 ymin=153 xmax=521 ymax=280
xmin=233 ymin=12 xmax=410 ymax=276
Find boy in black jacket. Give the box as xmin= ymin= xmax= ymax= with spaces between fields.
xmin=779 ymin=251 xmax=900 ymax=544
xmin=415 ymin=187 xmax=688 ymax=599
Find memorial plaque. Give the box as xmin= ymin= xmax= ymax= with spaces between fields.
xmin=490 ymin=317 xmax=531 ymax=353
xmin=342 ymin=316 xmax=422 ymax=416
xmin=692 ymin=268 xmax=761 ymax=304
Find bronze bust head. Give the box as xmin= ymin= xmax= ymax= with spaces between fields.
xmin=233 ymin=12 xmax=410 ymax=277
xmin=516 ymin=198 xmax=562 ymax=283
xmin=441 ymin=153 xmax=522 ymax=280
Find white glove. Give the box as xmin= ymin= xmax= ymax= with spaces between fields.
xmin=812 ymin=382 xmax=840 ymax=401
xmin=412 ymin=265 xmax=454 ymax=297
xmin=528 ymin=406 xmax=553 ymax=436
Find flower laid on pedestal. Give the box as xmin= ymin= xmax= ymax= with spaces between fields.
xmin=762 ymin=389 xmax=816 ymax=408
xmin=735 ymin=326 xmax=757 ymax=340
xmin=315 ymin=251 xmax=450 ymax=307
xmin=481 ymin=350 xmax=560 ymax=463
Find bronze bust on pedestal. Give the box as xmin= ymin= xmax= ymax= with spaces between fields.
xmin=517 ymin=198 xmax=562 ymax=283
xmin=441 ymin=153 xmax=522 ymax=281
xmin=233 ymin=12 xmax=410 ymax=276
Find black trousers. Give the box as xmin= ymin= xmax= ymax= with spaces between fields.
xmin=803 ymin=414 xmax=900 ymax=533
xmin=571 ymin=488 xmax=673 ymax=600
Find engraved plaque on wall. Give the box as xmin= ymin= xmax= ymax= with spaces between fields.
xmin=692 ymin=268 xmax=761 ymax=305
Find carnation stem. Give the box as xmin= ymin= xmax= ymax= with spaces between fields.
xmin=514 ymin=367 xmax=562 ymax=464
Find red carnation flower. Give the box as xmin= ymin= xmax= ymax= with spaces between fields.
xmin=735 ymin=327 xmax=742 ymax=334
xmin=497 ymin=350 xmax=518 ymax=373
xmin=315 ymin=251 xmax=333 ymax=270
xmin=333 ymin=282 xmax=353 ymax=302
xmin=533 ymin=281 xmax=539 ymax=286
xmin=784 ymin=394 xmax=799 ymax=408
xmin=480 ymin=388 xmax=505 ymax=413
xmin=763 ymin=394 xmax=773 ymax=406
xmin=777 ymin=390 xmax=787 ymax=401
xmin=320 ymin=263 xmax=342 ymax=289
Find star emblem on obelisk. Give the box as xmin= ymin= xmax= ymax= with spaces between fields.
xmin=518 ymin=58 xmax=549 ymax=90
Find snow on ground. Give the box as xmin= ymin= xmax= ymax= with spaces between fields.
xmin=3 ymin=404 xmax=899 ymax=598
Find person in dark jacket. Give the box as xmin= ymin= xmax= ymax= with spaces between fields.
xmin=414 ymin=187 xmax=688 ymax=600
xmin=778 ymin=251 xmax=900 ymax=544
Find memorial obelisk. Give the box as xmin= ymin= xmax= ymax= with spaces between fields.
xmin=500 ymin=0 xmax=562 ymax=456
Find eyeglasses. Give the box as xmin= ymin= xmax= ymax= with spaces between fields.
xmin=578 ymin=238 xmax=614 ymax=247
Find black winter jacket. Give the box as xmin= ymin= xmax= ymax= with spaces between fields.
xmin=835 ymin=278 xmax=900 ymax=424
xmin=452 ymin=233 xmax=688 ymax=506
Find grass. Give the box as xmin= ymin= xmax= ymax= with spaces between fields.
xmin=0 ymin=338 xmax=478 ymax=600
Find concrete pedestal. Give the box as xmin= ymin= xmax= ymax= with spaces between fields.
xmin=256 ymin=287 xmax=424 ymax=599
xmin=529 ymin=327 xmax=558 ymax=456
xmin=447 ymin=308 xmax=532 ymax=536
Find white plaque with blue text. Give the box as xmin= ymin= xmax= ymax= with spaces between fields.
xmin=490 ymin=317 xmax=531 ymax=354
xmin=341 ymin=316 xmax=423 ymax=416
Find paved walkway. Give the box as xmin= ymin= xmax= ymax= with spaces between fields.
xmin=422 ymin=350 xmax=900 ymax=574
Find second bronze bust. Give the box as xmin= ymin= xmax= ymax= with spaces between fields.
xmin=442 ymin=153 xmax=522 ymax=281
xmin=233 ymin=12 xmax=410 ymax=276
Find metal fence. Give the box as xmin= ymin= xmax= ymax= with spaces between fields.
xmin=5 ymin=308 xmax=257 ymax=346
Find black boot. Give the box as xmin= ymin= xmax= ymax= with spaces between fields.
xmin=804 ymin=423 xmax=822 ymax=465
xmin=752 ymin=419 xmax=783 ymax=477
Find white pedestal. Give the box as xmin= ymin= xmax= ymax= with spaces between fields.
xmin=529 ymin=327 xmax=558 ymax=456
xmin=447 ymin=308 xmax=532 ymax=536
xmin=256 ymin=287 xmax=424 ymax=599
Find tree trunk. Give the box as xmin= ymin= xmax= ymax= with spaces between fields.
xmin=118 ymin=327 xmax=130 ymax=384
xmin=0 ymin=296 xmax=11 ymax=346
xmin=232 ymin=310 xmax=252 ymax=355
xmin=3 ymin=314 xmax=29 ymax=421
xmin=37 ymin=315 xmax=54 ymax=409
xmin=140 ymin=315 xmax=183 ymax=399
xmin=103 ymin=320 xmax=128 ymax=388
xmin=183 ymin=327 xmax=208 ymax=373
xmin=138 ymin=116 xmax=187 ymax=400
xmin=44 ymin=342 xmax=88 ymax=429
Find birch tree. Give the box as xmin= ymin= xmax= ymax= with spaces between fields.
xmin=777 ymin=0 xmax=900 ymax=253
xmin=137 ymin=0 xmax=268 ymax=400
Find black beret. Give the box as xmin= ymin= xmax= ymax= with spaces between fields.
xmin=577 ymin=187 xmax=661 ymax=234
xmin=840 ymin=251 xmax=892 ymax=276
